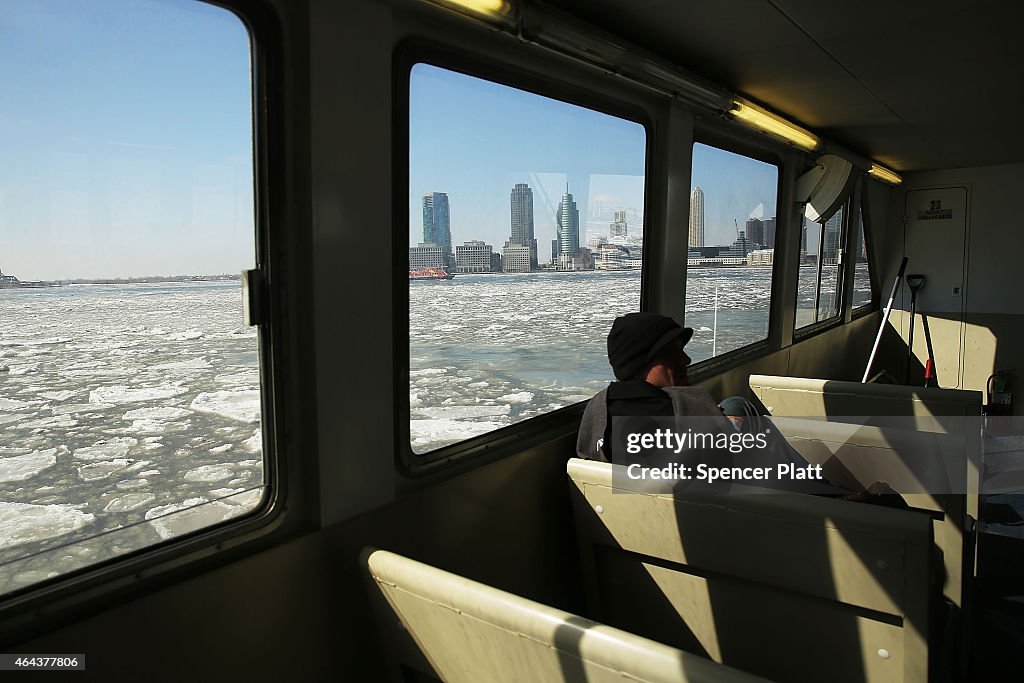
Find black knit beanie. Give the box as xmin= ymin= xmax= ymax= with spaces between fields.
xmin=606 ymin=312 xmax=694 ymax=380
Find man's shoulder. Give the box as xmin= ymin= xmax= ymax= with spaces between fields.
xmin=662 ymin=386 xmax=724 ymax=416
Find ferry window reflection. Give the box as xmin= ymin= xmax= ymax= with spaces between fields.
xmin=796 ymin=205 xmax=846 ymax=329
xmin=851 ymin=209 xmax=872 ymax=309
xmin=0 ymin=0 xmax=262 ymax=595
xmin=408 ymin=64 xmax=646 ymax=454
xmin=686 ymin=143 xmax=779 ymax=362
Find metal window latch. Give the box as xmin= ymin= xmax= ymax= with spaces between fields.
xmin=242 ymin=269 xmax=268 ymax=327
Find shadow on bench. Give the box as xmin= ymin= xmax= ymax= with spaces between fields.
xmin=362 ymin=547 xmax=769 ymax=683
xmin=568 ymin=458 xmax=935 ymax=683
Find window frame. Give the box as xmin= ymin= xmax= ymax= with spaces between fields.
xmin=849 ymin=179 xmax=879 ymax=318
xmin=794 ymin=195 xmax=853 ymax=339
xmin=394 ymin=43 xmax=656 ymax=474
xmin=683 ymin=133 xmax=785 ymax=376
xmin=0 ymin=0 xmax=290 ymax=624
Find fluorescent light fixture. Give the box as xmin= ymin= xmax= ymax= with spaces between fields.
xmin=429 ymin=0 xmax=513 ymax=21
xmin=868 ymin=163 xmax=902 ymax=185
xmin=730 ymin=98 xmax=820 ymax=151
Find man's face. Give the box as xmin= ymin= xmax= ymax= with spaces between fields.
xmin=668 ymin=339 xmax=692 ymax=387
xmin=646 ymin=338 xmax=691 ymax=388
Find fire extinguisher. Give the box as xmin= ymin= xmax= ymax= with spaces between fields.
xmin=986 ymin=370 xmax=1013 ymax=416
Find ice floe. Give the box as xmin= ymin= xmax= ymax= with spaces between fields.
xmin=151 ymin=358 xmax=212 ymax=371
xmin=417 ymin=405 xmax=510 ymax=419
xmin=410 ymin=419 xmax=507 ymax=448
xmin=497 ymin=391 xmax=534 ymax=403
xmin=0 ymin=502 xmax=95 ymax=548
xmin=189 ymin=390 xmax=260 ymax=424
xmin=183 ymin=464 xmax=235 ymax=483
xmin=0 ymin=398 xmax=32 ymax=411
xmin=144 ymin=499 xmax=243 ymax=540
xmin=52 ymin=402 xmax=114 ymax=415
xmin=0 ymin=448 xmax=57 ymax=483
xmin=74 ymin=437 xmax=138 ymax=461
xmin=103 ymin=493 xmax=157 ymax=513
xmin=241 ymin=430 xmax=262 ymax=453
xmin=77 ymin=459 xmax=132 ymax=481
xmin=39 ymin=390 xmax=76 ymax=401
xmin=89 ymin=385 xmax=188 ymax=404
xmin=122 ymin=406 xmax=192 ymax=420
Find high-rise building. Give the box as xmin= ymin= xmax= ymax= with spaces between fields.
xmin=556 ymin=188 xmax=580 ymax=255
xmin=509 ymin=183 xmax=537 ymax=269
xmin=610 ymin=209 xmax=628 ymax=238
xmin=763 ymin=217 xmax=777 ymax=249
xmin=823 ymin=211 xmax=842 ymax=262
xmin=689 ymin=187 xmax=704 ymax=247
xmin=745 ymin=218 xmax=764 ymax=247
xmin=422 ymin=192 xmax=452 ymax=251
xmin=455 ymin=240 xmax=494 ymax=273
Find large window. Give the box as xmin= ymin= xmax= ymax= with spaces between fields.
xmin=796 ymin=204 xmax=846 ymax=329
xmin=0 ymin=0 xmax=262 ymax=595
xmin=408 ymin=64 xmax=646 ymax=454
xmin=685 ymin=143 xmax=779 ymax=362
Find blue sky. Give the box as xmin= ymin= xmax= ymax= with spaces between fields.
xmin=410 ymin=64 xmax=778 ymax=257
xmin=0 ymin=0 xmax=254 ymax=280
xmin=0 ymin=3 xmax=779 ymax=280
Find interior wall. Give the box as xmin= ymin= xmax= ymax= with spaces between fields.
xmin=881 ymin=162 xmax=1024 ymax=410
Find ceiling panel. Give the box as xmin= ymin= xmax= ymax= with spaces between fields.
xmin=545 ymin=0 xmax=1023 ymax=170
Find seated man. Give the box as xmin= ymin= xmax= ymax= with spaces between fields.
xmin=576 ymin=311 xmax=717 ymax=462
xmin=577 ymin=312 xmax=905 ymax=504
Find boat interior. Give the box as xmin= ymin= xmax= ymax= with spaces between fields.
xmin=3 ymin=0 xmax=1024 ymax=680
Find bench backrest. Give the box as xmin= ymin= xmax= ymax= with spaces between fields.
xmin=567 ymin=458 xmax=934 ymax=683
xmin=362 ymin=548 xmax=768 ymax=683
xmin=747 ymin=374 xmax=981 ymax=609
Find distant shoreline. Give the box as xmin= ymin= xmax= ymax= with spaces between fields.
xmin=0 ymin=274 xmax=241 ymax=288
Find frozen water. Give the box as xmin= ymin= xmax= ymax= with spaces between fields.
xmin=183 ymin=464 xmax=235 ymax=482
xmin=40 ymin=390 xmax=76 ymax=401
xmin=77 ymin=459 xmax=133 ymax=481
xmin=190 ymin=391 xmax=260 ymax=424
xmin=498 ymin=392 xmax=534 ymax=404
xmin=410 ymin=419 xmax=508 ymax=449
xmin=0 ymin=502 xmax=95 ymax=548
xmin=123 ymin=407 xmax=192 ymax=420
xmin=416 ymin=405 xmax=510 ymax=419
xmin=89 ymin=386 xmax=189 ymax=404
xmin=104 ymin=493 xmax=157 ymax=513
xmin=0 ymin=282 xmax=265 ymax=591
xmin=0 ymin=449 xmax=58 ymax=483
xmin=0 ymin=398 xmax=32 ymax=411
xmin=74 ymin=437 xmax=138 ymax=461
xmin=151 ymin=358 xmax=212 ymax=371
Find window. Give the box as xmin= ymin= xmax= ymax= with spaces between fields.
xmin=685 ymin=143 xmax=779 ymax=362
xmin=408 ymin=64 xmax=646 ymax=454
xmin=0 ymin=0 xmax=262 ymax=595
xmin=851 ymin=205 xmax=872 ymax=309
xmin=796 ymin=204 xmax=846 ymax=329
